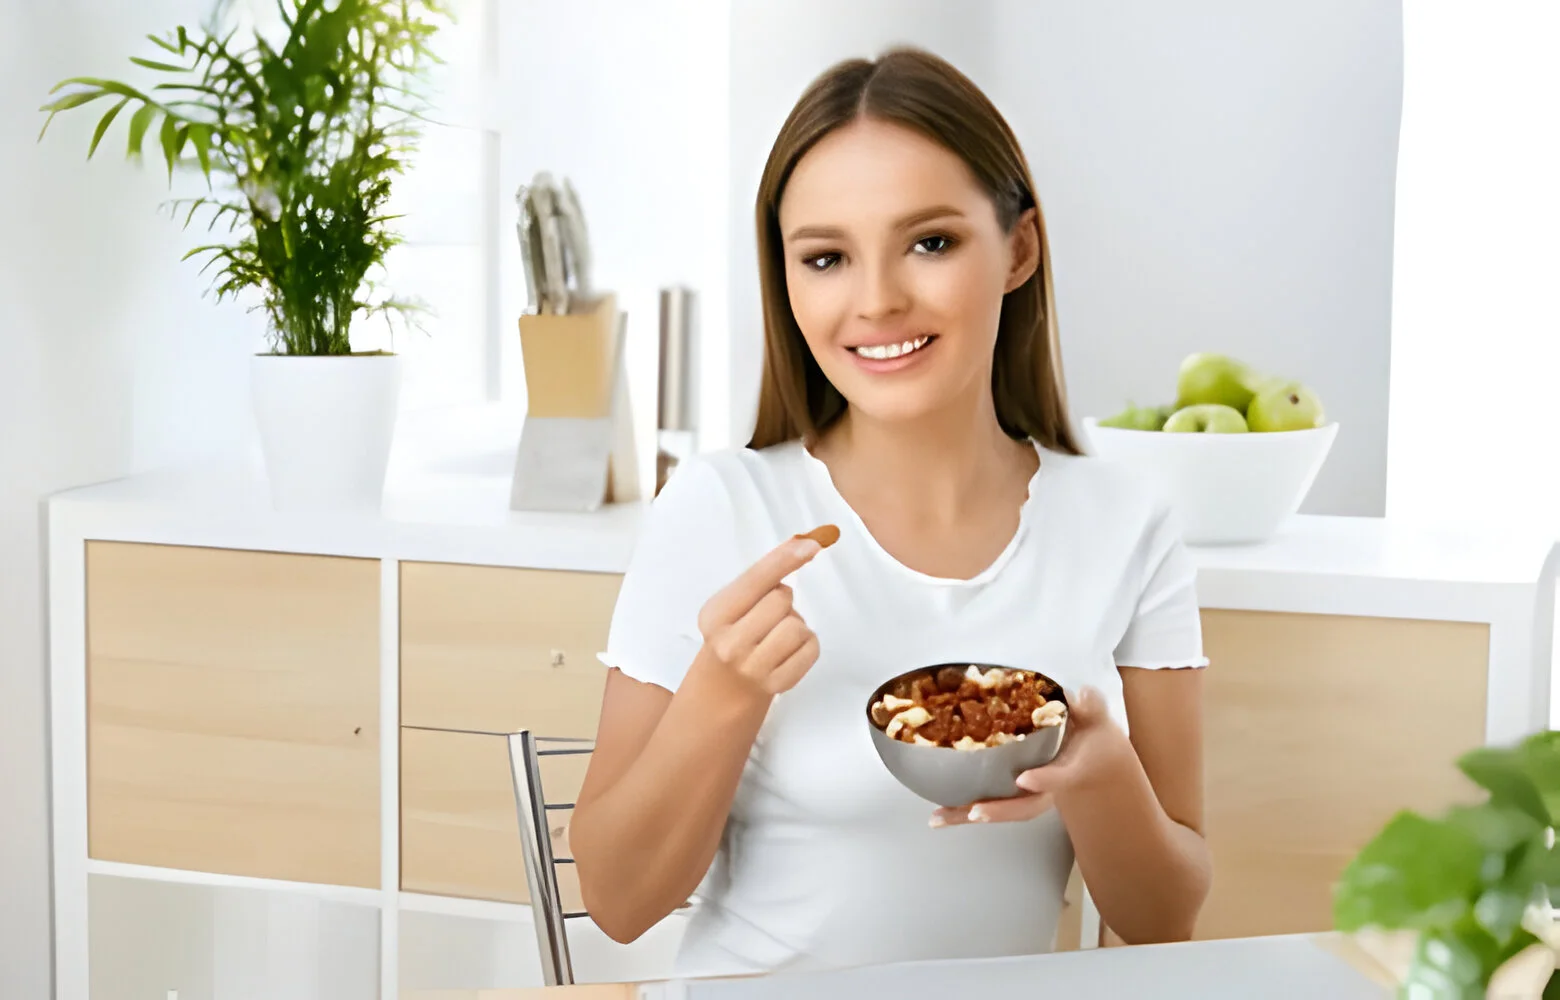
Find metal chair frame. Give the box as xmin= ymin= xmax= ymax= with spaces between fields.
xmin=506 ymin=729 xmax=593 ymax=987
xmin=402 ymin=724 xmax=592 ymax=987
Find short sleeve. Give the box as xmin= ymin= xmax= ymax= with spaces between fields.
xmin=1113 ymin=503 xmax=1210 ymax=670
xmin=597 ymin=457 xmax=742 ymax=692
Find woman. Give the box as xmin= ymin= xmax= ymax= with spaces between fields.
xmin=570 ymin=47 xmax=1211 ymax=978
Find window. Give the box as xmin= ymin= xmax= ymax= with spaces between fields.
xmin=1386 ymin=4 xmax=1560 ymax=532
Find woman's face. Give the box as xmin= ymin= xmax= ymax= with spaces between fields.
xmin=778 ymin=117 xmax=1035 ymax=428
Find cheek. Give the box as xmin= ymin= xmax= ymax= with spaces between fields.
xmin=785 ymin=265 xmax=850 ymax=352
xmin=922 ymin=250 xmax=1007 ymax=347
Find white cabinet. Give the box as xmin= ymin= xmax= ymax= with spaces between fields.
xmin=398 ymin=905 xmax=687 ymax=992
xmin=89 ymin=875 xmax=379 ymax=1000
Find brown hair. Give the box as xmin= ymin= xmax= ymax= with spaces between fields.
xmin=747 ymin=47 xmax=1080 ymax=456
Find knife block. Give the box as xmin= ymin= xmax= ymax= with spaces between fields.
xmin=510 ymin=294 xmax=642 ymax=511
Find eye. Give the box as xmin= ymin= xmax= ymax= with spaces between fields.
xmin=801 ymin=252 xmax=841 ymax=273
xmin=913 ymin=234 xmax=955 ymax=256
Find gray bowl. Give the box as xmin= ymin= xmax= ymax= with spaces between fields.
xmin=866 ymin=664 xmax=1069 ymax=808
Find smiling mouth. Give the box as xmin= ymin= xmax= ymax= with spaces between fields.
xmin=849 ymin=335 xmax=936 ymax=361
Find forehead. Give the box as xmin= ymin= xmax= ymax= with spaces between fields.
xmin=778 ymin=118 xmax=990 ymax=231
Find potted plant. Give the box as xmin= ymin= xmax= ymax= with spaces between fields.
xmin=1334 ymin=730 xmax=1560 ymax=998
xmin=39 ymin=0 xmax=451 ymax=510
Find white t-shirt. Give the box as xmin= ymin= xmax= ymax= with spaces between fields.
xmin=599 ymin=438 xmax=1207 ymax=978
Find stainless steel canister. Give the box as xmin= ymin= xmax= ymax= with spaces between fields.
xmin=657 ymin=286 xmax=698 ymax=434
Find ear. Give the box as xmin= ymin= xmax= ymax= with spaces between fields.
xmin=1003 ymin=207 xmax=1041 ymax=294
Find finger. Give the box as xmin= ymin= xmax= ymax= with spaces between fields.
xmin=763 ymin=632 xmax=820 ymax=694
xmin=734 ymin=586 xmax=795 ymax=646
xmin=705 ymin=530 xmax=832 ymax=626
xmin=712 ymin=587 xmax=793 ymax=664
xmin=1064 ymin=685 xmax=1105 ymax=727
xmin=1015 ymin=724 xmax=1088 ymax=793
xmin=743 ymin=613 xmax=811 ymax=678
xmin=1016 ymin=756 xmax=1075 ymax=794
xmin=930 ymin=792 xmax=1055 ymax=828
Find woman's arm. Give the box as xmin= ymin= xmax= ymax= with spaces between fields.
xmin=570 ymin=535 xmax=826 ymax=944
xmin=569 ymin=657 xmax=771 ymax=944
xmin=931 ymin=668 xmax=1211 ymax=944
xmin=1054 ymin=667 xmax=1210 ymax=944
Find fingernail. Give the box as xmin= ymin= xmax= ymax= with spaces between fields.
xmin=928 ymin=814 xmax=947 ymax=829
xmin=968 ymin=806 xmax=990 ymax=823
xmin=790 ymin=538 xmax=821 ymax=559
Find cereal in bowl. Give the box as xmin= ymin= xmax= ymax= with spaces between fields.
xmin=869 ymin=666 xmax=1066 ymax=750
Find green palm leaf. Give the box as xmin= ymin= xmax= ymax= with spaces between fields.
xmin=125 ymin=104 xmax=158 ymax=158
xmin=145 ymin=33 xmax=182 ymax=55
xmin=158 ymin=114 xmax=182 ymax=177
xmin=129 ymin=57 xmax=190 ymax=73
xmin=187 ymin=123 xmax=212 ymax=179
xmin=87 ymin=98 xmax=131 ymax=158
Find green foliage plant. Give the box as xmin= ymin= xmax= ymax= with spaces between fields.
xmin=1335 ymin=731 xmax=1560 ymax=998
xmin=39 ymin=0 xmax=452 ymax=356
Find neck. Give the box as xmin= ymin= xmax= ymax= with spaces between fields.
xmin=819 ymin=388 xmax=1030 ymax=524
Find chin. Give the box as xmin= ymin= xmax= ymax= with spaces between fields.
xmin=835 ymin=385 xmax=955 ymax=426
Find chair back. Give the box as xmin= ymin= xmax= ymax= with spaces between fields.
xmin=507 ymin=730 xmax=595 ymax=987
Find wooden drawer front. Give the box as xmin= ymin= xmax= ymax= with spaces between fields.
xmin=1196 ymin=609 xmax=1488 ymax=941
xmin=401 ymin=727 xmax=588 ymax=905
xmin=400 ymin=562 xmax=622 ymax=735
xmin=86 ymin=542 xmax=380 ymax=888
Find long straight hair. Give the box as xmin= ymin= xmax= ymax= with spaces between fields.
xmin=747 ymin=47 xmax=1080 ymax=456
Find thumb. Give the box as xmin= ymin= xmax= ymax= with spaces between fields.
xmin=1012 ymin=686 xmax=1100 ymax=794
xmin=1066 ymin=685 xmax=1107 ymax=726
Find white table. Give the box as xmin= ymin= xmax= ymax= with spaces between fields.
xmin=669 ymin=935 xmax=1385 ymax=999
xmin=406 ymin=934 xmax=1389 ymax=1000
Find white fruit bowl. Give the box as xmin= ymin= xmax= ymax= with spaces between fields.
xmin=1081 ymin=418 xmax=1339 ymax=546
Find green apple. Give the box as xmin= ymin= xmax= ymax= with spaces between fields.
xmin=1162 ymin=403 xmax=1249 ymax=433
xmin=1175 ymin=353 xmax=1266 ymax=412
xmin=1247 ymin=382 xmax=1325 ymax=432
xmin=1098 ymin=402 xmax=1174 ymax=431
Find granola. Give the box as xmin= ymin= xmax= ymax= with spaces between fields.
xmin=869 ymin=666 xmax=1066 ymax=750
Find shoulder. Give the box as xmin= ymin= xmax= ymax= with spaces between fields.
xmin=677 ymin=441 xmax=806 ymax=490
xmin=642 ymin=441 xmax=810 ymax=538
xmin=657 ymin=442 xmax=808 ymax=513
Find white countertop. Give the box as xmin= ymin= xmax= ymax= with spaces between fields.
xmin=47 ymin=404 xmax=1557 ymax=597
xmin=46 ymin=404 xmax=647 ymax=573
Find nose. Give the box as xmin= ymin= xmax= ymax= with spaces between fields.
xmin=855 ymin=254 xmax=910 ymax=323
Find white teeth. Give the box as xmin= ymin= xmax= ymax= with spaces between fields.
xmin=854 ymin=336 xmax=930 ymax=360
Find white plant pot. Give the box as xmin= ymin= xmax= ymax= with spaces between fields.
xmin=251 ymin=354 xmax=402 ymax=512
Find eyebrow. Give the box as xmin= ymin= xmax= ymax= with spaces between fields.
xmin=784 ymin=205 xmax=966 ymax=242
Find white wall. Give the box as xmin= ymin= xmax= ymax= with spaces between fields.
xmin=0 ymin=2 xmax=262 ymax=995
xmin=990 ymin=0 xmax=1402 ymax=516
xmin=724 ymin=1 xmax=1402 ymax=516
xmin=494 ymin=0 xmax=732 ymax=465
